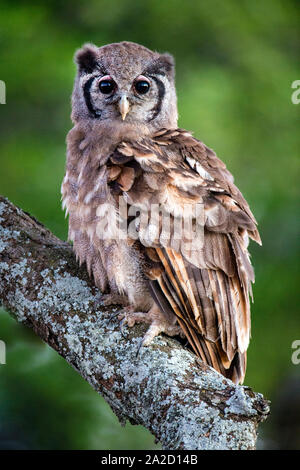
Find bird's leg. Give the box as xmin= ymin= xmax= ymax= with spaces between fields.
xmin=118 ymin=303 xmax=184 ymax=348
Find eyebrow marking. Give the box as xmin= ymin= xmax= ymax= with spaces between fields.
xmin=143 ymin=63 xmax=166 ymax=76
xmin=148 ymin=75 xmax=165 ymax=122
xmin=83 ymin=76 xmax=101 ymax=118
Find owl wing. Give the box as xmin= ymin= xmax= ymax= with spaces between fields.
xmin=108 ymin=128 xmax=261 ymax=384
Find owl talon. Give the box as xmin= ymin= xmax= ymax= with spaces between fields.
xmin=136 ymin=338 xmax=144 ymax=358
xmin=109 ymin=311 xmax=121 ymax=320
xmin=119 ymin=318 xmax=128 ymax=338
xmin=134 ymin=321 xmax=183 ymax=357
xmin=118 ymin=307 xmax=142 ymax=328
xmin=118 ymin=305 xmax=183 ymax=354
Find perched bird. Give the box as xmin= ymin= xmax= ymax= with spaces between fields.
xmin=61 ymin=41 xmax=261 ymax=384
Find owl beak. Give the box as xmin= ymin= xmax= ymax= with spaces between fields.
xmin=119 ymin=95 xmax=130 ymax=120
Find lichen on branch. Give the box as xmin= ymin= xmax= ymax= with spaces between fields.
xmin=0 ymin=196 xmax=270 ymax=450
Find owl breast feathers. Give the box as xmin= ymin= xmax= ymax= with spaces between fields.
xmin=62 ymin=41 xmax=261 ymax=384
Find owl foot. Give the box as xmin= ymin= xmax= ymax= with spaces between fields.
xmin=97 ymin=293 xmax=130 ymax=322
xmin=118 ymin=305 xmax=183 ymax=353
xmin=101 ymin=293 xmax=129 ymax=307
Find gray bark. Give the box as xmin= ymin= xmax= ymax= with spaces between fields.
xmin=0 ymin=196 xmax=270 ymax=450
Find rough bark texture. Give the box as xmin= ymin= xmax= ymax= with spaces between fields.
xmin=0 ymin=196 xmax=270 ymax=450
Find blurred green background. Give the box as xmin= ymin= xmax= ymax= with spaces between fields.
xmin=0 ymin=0 xmax=299 ymax=450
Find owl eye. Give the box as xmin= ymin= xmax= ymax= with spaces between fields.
xmin=99 ymin=76 xmax=116 ymax=94
xmin=134 ymin=76 xmax=150 ymax=94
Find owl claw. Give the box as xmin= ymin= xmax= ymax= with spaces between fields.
xmin=109 ymin=311 xmax=121 ymax=321
xmin=117 ymin=317 xmax=128 ymax=338
xmin=136 ymin=338 xmax=144 ymax=358
xmin=118 ymin=305 xmax=183 ymax=353
xmin=136 ymin=321 xmax=183 ymax=357
xmin=135 ymin=322 xmax=161 ymax=357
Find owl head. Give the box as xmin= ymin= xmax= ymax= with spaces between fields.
xmin=71 ymin=41 xmax=178 ymax=131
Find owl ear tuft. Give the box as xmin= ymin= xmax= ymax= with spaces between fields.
xmin=75 ymin=44 xmax=99 ymax=73
xmin=158 ymin=53 xmax=175 ymax=76
xmin=145 ymin=53 xmax=175 ymax=79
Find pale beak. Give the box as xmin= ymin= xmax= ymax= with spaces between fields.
xmin=119 ymin=94 xmax=130 ymax=120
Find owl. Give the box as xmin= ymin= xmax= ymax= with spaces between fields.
xmin=61 ymin=41 xmax=261 ymax=384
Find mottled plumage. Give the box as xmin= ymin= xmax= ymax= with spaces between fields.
xmin=62 ymin=41 xmax=261 ymax=384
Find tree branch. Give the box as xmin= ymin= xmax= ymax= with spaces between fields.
xmin=0 ymin=196 xmax=269 ymax=450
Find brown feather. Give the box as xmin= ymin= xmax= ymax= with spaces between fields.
xmin=115 ymin=128 xmax=261 ymax=384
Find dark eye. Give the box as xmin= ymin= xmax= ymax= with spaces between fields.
xmin=134 ymin=76 xmax=150 ymax=94
xmin=99 ymin=76 xmax=116 ymax=94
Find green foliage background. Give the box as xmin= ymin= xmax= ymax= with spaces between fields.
xmin=0 ymin=0 xmax=299 ymax=449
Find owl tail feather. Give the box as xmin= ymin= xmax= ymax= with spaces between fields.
xmin=149 ymin=277 xmax=246 ymax=385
